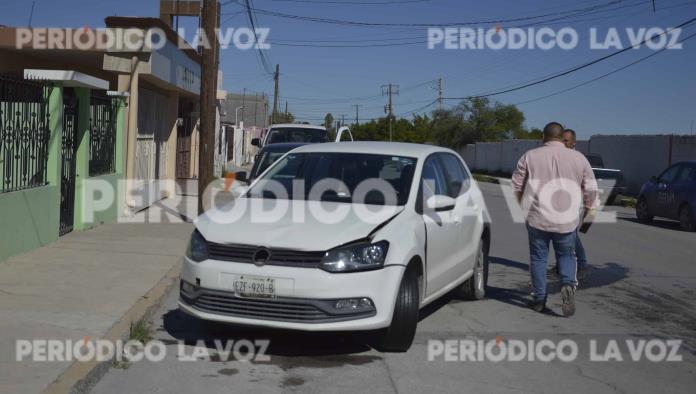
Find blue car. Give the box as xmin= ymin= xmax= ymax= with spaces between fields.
xmin=636 ymin=161 xmax=696 ymax=231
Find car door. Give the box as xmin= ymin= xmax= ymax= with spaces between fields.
xmin=655 ymin=164 xmax=682 ymax=218
xmin=438 ymin=153 xmax=480 ymax=278
xmin=668 ymin=164 xmax=695 ymax=219
xmin=419 ymin=155 xmax=460 ymax=297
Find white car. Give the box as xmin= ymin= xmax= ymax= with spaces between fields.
xmin=179 ymin=142 xmax=490 ymax=351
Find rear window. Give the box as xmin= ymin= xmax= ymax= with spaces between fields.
xmin=266 ymin=127 xmax=328 ymax=144
xmin=585 ymin=154 xmax=604 ymax=168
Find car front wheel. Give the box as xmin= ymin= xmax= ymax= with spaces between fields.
xmin=636 ymin=197 xmax=653 ymax=223
xmin=679 ymin=205 xmax=696 ymax=232
xmin=374 ymin=267 xmax=419 ymax=352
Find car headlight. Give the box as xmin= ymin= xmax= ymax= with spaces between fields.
xmin=320 ymin=241 xmax=389 ymax=273
xmin=186 ymin=230 xmax=209 ymax=262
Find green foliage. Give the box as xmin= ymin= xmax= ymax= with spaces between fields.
xmin=344 ymin=98 xmax=539 ymax=149
xmin=271 ymin=110 xmax=295 ymax=124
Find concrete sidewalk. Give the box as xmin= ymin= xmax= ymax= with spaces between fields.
xmin=0 ymin=202 xmax=194 ymax=393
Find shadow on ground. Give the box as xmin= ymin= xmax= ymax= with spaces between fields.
xmin=162 ymin=307 xmax=378 ymax=359
xmin=618 ymin=216 xmax=686 ymax=232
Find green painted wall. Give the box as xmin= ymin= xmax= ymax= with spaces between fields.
xmin=1 ymin=87 xmax=127 ymax=261
xmin=74 ymin=94 xmax=126 ymax=231
xmin=0 ymin=85 xmax=62 ymax=262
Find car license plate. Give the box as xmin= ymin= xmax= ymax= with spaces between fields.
xmin=233 ymin=275 xmax=275 ymax=298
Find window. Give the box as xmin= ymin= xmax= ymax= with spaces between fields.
xmin=88 ymin=93 xmax=117 ymax=176
xmin=266 ymin=127 xmax=328 ymax=144
xmin=658 ymin=165 xmax=681 ymax=184
xmin=248 ymin=152 xmax=417 ymax=206
xmin=438 ymin=153 xmax=471 ymax=198
xmin=421 ymin=156 xmax=447 ymax=199
xmin=584 ymin=154 xmax=604 ymax=168
xmin=675 ymin=165 xmax=696 ymax=183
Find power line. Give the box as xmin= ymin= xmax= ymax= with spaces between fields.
xmin=268 ymin=0 xmax=434 ymax=4
xmin=227 ymin=0 xmax=629 ymax=28
xmin=443 ymin=16 xmax=696 ymax=100
xmin=514 ymin=29 xmax=696 ymax=106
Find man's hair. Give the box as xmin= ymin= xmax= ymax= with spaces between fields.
xmin=543 ymin=122 xmax=564 ymax=141
xmin=564 ymin=128 xmax=577 ymax=142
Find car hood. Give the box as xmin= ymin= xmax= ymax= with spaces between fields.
xmin=196 ymin=198 xmax=403 ymax=251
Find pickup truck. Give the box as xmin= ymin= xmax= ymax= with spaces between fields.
xmin=584 ymin=153 xmax=626 ymax=205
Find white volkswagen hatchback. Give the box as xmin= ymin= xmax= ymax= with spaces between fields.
xmin=179 ymin=142 xmax=490 ymax=351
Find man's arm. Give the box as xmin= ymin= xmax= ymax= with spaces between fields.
xmin=511 ymin=154 xmax=528 ymax=204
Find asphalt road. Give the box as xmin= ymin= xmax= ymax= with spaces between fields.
xmin=92 ymin=182 xmax=696 ymax=394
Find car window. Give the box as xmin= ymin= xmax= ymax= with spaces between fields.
xmin=675 ymin=165 xmax=696 ymax=183
xmin=585 ymin=154 xmax=604 ymax=168
xmin=253 ymin=150 xmax=287 ymax=178
xmin=421 ymin=156 xmax=447 ymax=199
xmin=248 ymin=152 xmax=417 ymax=206
xmin=438 ymin=153 xmax=471 ymax=198
xmin=266 ymin=128 xmax=328 ymax=144
xmin=658 ymin=165 xmax=681 ymax=184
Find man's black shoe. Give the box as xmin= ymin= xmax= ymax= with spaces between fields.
xmin=529 ymin=299 xmax=546 ymax=313
xmin=561 ymin=284 xmax=576 ymax=317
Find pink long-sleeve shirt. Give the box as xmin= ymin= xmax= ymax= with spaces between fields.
xmin=511 ymin=141 xmax=598 ymax=234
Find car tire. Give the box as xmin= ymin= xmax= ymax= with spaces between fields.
xmin=679 ymin=205 xmax=696 ymax=232
xmin=374 ymin=268 xmax=419 ymax=353
xmin=460 ymin=241 xmax=488 ymax=300
xmin=636 ymin=197 xmax=653 ymax=223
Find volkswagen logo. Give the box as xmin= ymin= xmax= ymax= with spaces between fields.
xmin=252 ymin=247 xmax=271 ymax=267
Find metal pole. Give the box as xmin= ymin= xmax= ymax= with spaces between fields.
xmin=198 ymin=0 xmax=219 ymax=214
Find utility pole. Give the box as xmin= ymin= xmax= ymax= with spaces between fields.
xmin=241 ymin=87 xmax=246 ymax=125
xmin=254 ymin=93 xmax=258 ymax=126
xmin=341 ymin=114 xmax=345 ymax=127
xmin=382 ymin=83 xmax=399 ymax=141
xmin=285 ymin=101 xmax=288 ymax=117
xmin=352 ymin=104 xmax=360 ymax=125
xmin=198 ymin=0 xmax=219 ymax=214
xmin=271 ymin=64 xmax=280 ymax=124
xmin=436 ymin=77 xmax=444 ymax=111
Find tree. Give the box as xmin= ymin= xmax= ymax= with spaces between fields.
xmin=323 ymin=113 xmax=335 ymax=132
xmin=271 ymin=110 xmax=295 ymax=124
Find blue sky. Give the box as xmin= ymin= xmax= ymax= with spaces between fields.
xmin=3 ymin=0 xmax=696 ymax=138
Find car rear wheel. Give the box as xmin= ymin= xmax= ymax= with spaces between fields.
xmin=459 ymin=241 xmax=488 ymax=300
xmin=636 ymin=197 xmax=653 ymax=223
xmin=679 ymin=205 xmax=696 ymax=232
xmin=374 ymin=268 xmax=419 ymax=352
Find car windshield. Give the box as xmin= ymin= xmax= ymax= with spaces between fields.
xmin=585 ymin=154 xmax=604 ymax=168
xmin=253 ymin=150 xmax=289 ymax=179
xmin=247 ymin=152 xmax=417 ymax=206
xmin=266 ymin=127 xmax=328 ymax=144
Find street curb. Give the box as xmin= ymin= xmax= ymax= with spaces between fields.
xmin=42 ymin=261 xmax=182 ymax=394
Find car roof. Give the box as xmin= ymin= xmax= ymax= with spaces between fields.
xmin=260 ymin=142 xmax=309 ymax=152
xmin=289 ymin=141 xmax=453 ymax=159
xmin=268 ymin=123 xmax=326 ymax=131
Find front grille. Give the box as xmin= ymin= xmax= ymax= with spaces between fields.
xmin=182 ymin=288 xmax=374 ymax=323
xmin=207 ymin=242 xmax=326 ymax=268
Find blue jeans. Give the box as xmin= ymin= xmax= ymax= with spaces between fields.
xmin=527 ymin=224 xmax=578 ymax=302
xmin=575 ymin=232 xmax=588 ymax=268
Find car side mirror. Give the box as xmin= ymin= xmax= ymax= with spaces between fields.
xmin=235 ymin=171 xmax=248 ymax=184
xmin=251 ymin=138 xmax=260 ymax=147
xmin=425 ymin=195 xmax=456 ymax=212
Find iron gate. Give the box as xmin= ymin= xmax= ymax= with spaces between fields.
xmin=59 ymin=88 xmax=78 ymax=236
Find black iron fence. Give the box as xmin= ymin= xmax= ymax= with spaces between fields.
xmin=88 ymin=92 xmax=117 ymax=176
xmin=0 ymin=74 xmax=51 ymax=194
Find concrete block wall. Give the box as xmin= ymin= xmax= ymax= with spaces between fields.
xmin=460 ymin=135 xmax=696 ymax=195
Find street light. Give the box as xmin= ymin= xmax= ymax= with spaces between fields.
xmin=235 ymin=106 xmax=244 ymax=127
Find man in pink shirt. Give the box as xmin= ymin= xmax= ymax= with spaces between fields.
xmin=511 ymin=122 xmax=597 ymax=316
